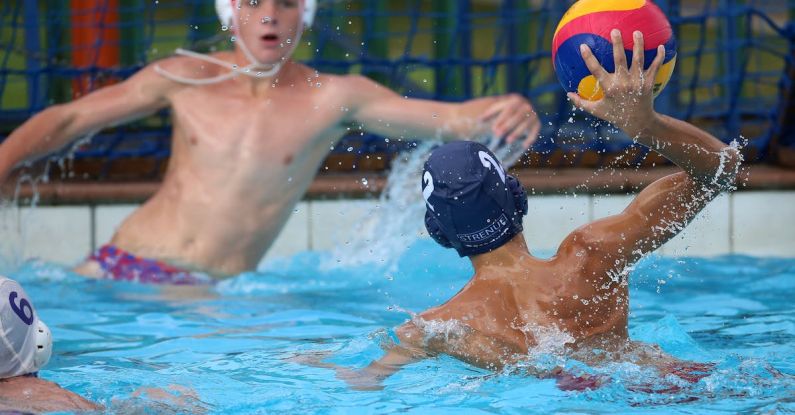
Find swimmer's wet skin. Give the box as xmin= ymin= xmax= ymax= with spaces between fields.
xmin=327 ymin=31 xmax=740 ymax=391
xmin=0 ymin=0 xmax=540 ymax=283
xmin=0 ymin=276 xmax=100 ymax=413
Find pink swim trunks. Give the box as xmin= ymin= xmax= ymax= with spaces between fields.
xmin=89 ymin=245 xmax=213 ymax=285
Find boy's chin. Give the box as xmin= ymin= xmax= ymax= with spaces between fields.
xmin=252 ymin=54 xmax=290 ymax=66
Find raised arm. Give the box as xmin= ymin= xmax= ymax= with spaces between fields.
xmin=560 ymin=30 xmax=741 ymax=271
xmin=343 ymin=75 xmax=540 ymax=148
xmin=0 ymin=60 xmax=180 ymax=183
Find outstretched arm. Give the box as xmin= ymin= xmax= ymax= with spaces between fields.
xmin=561 ymin=30 xmax=741 ymax=272
xmin=343 ymin=75 xmax=540 ymax=148
xmin=0 ymin=61 xmax=179 ymax=183
xmin=297 ymin=323 xmax=427 ymax=391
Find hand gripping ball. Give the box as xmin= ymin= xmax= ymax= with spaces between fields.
xmin=552 ymin=0 xmax=678 ymax=101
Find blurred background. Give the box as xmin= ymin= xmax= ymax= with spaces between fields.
xmin=1 ymin=0 xmax=794 ymax=184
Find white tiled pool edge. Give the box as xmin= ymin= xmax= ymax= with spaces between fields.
xmin=4 ymin=191 xmax=793 ymax=266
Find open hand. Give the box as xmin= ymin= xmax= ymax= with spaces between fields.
xmin=288 ymin=350 xmax=385 ymax=391
xmin=568 ymin=30 xmax=666 ymax=137
xmin=479 ymin=93 xmax=541 ymax=148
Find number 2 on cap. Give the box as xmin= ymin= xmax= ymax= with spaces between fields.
xmin=478 ymin=151 xmax=506 ymax=184
xmin=9 ymin=292 xmax=34 ymax=326
xmin=423 ymin=171 xmax=435 ymax=212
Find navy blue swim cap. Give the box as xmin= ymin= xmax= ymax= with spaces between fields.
xmin=422 ymin=141 xmax=528 ymax=257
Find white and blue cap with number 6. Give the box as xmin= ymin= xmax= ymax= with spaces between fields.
xmin=0 ymin=276 xmax=52 ymax=378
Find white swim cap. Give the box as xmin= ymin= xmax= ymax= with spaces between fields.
xmin=216 ymin=0 xmax=317 ymax=29
xmin=157 ymin=0 xmax=317 ymax=84
xmin=0 ymin=277 xmax=52 ymax=378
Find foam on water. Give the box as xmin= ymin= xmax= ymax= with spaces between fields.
xmin=2 ymin=243 xmax=793 ymax=414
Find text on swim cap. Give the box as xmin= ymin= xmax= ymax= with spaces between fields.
xmin=456 ymin=214 xmax=509 ymax=244
xmin=9 ymin=292 xmax=34 ymax=326
xmin=478 ymin=151 xmax=506 ymax=184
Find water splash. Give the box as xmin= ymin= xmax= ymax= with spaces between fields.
xmin=0 ymin=133 xmax=95 ymax=273
xmin=323 ymin=134 xmax=528 ymax=271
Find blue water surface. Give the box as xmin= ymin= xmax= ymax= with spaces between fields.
xmin=12 ymin=240 xmax=795 ymax=414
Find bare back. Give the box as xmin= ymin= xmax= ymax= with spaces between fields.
xmin=404 ymin=170 xmax=730 ymax=368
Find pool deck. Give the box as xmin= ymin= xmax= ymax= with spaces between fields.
xmin=5 ymin=165 xmax=795 ymax=204
xmin=0 ymin=166 xmax=793 ymax=265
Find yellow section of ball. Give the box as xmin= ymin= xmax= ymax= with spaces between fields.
xmin=653 ymin=55 xmax=677 ymax=97
xmin=577 ymin=75 xmax=605 ymax=101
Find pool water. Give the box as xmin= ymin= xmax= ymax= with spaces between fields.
xmin=11 ymin=240 xmax=795 ymax=414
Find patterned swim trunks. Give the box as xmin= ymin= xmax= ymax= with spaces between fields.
xmin=88 ymin=245 xmax=213 ymax=285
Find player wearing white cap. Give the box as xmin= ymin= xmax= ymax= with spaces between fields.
xmin=0 ymin=0 xmax=539 ymax=283
xmin=0 ymin=277 xmax=99 ymax=413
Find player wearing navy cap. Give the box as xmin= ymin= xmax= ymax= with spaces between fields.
xmin=317 ymin=31 xmax=739 ymax=391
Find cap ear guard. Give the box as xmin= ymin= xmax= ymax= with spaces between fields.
xmin=303 ymin=0 xmax=317 ymax=27
xmin=33 ymin=320 xmax=52 ymax=372
xmin=216 ymin=0 xmax=233 ymax=28
xmin=424 ymin=210 xmax=454 ymax=249
xmin=506 ymin=175 xmax=528 ymax=219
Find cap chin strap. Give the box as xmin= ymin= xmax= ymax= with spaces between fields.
xmin=154 ymin=1 xmax=307 ymax=85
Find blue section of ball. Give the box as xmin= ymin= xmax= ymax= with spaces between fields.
xmin=553 ymin=34 xmax=678 ymax=94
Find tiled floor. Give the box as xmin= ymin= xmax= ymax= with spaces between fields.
xmin=5 ymin=191 xmax=794 ymax=266
xmin=523 ymin=194 xmax=591 ymax=254
xmin=732 ymin=192 xmax=795 ymax=256
xmin=1 ymin=206 xmax=92 ymax=265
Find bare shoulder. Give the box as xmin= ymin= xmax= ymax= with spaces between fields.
xmin=323 ymin=73 xmax=396 ymax=101
xmin=152 ymin=51 xmax=232 ymax=79
xmin=129 ymin=51 xmax=234 ymax=95
xmin=0 ymin=377 xmax=101 ymax=412
xmin=553 ymin=219 xmax=619 ymax=268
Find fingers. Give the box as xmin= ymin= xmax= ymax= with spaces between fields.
xmin=477 ymin=102 xmax=504 ymax=123
xmin=647 ymin=44 xmax=666 ymax=80
xmin=501 ymin=109 xmax=540 ymax=145
xmin=580 ymin=44 xmax=609 ymax=82
xmin=610 ymin=29 xmax=628 ymax=73
xmin=631 ymin=31 xmax=644 ymax=75
xmin=490 ymin=96 xmax=528 ymax=139
xmin=502 ymin=114 xmax=531 ymax=144
xmin=521 ymin=119 xmax=541 ymax=148
xmin=484 ymin=95 xmax=540 ymax=145
xmin=491 ymin=104 xmax=519 ymax=138
xmin=567 ymin=92 xmax=597 ymax=113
